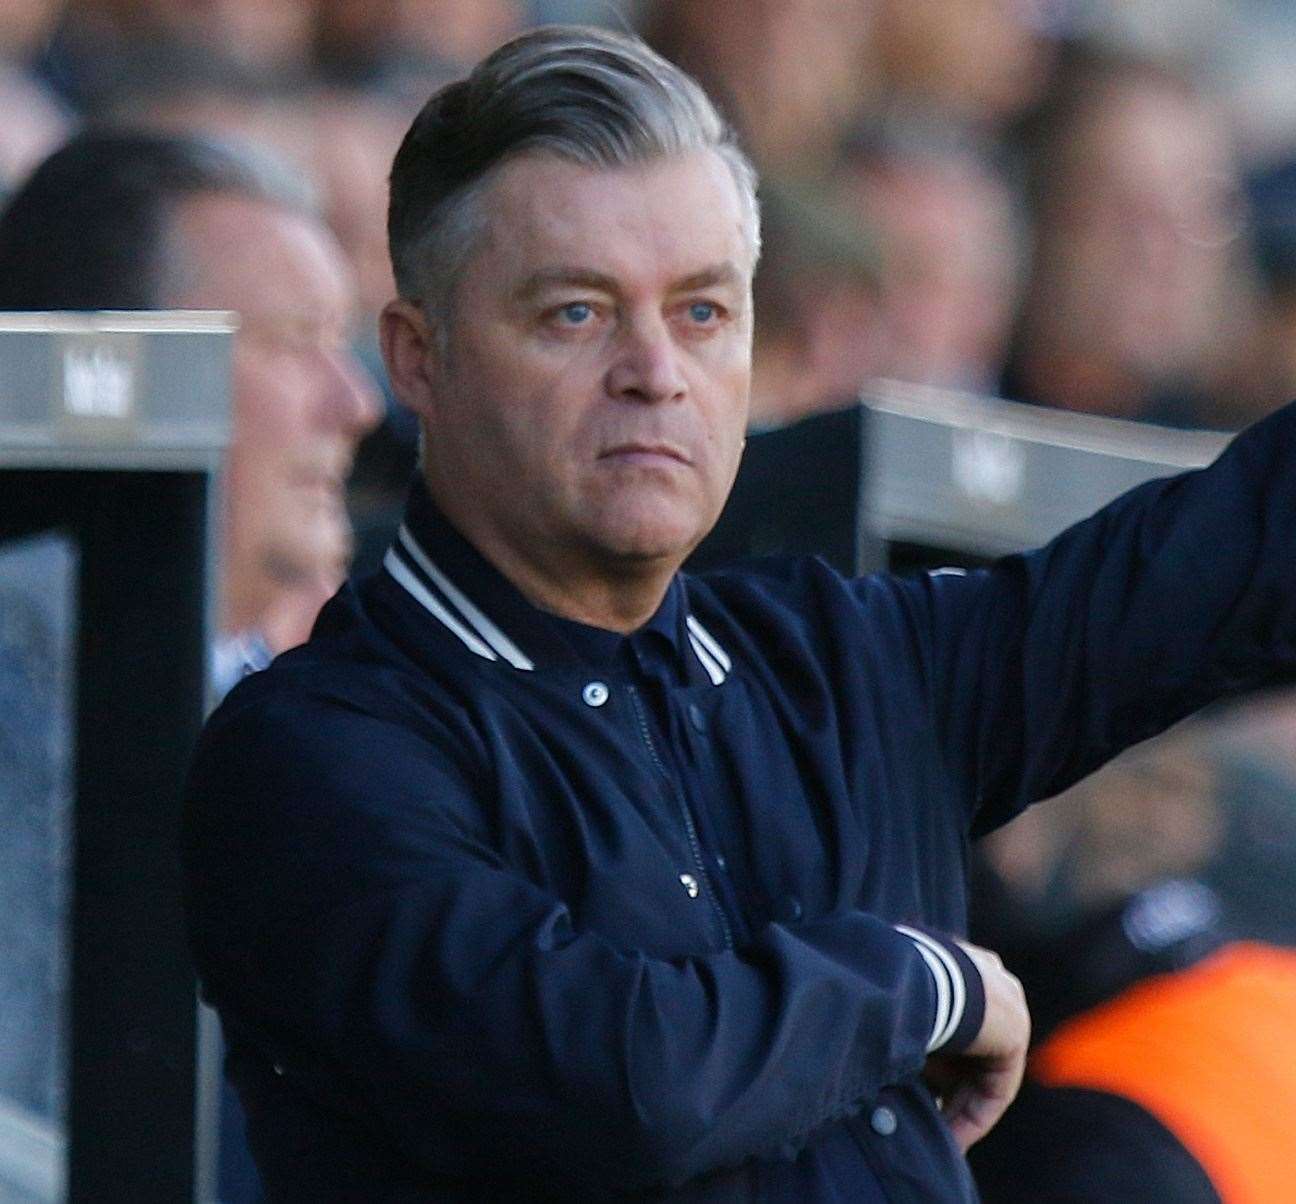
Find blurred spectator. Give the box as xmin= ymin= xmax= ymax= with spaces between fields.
xmin=1218 ymin=156 xmax=1296 ymax=425
xmin=112 ymin=73 xmax=419 ymax=568
xmin=640 ymin=0 xmax=872 ymax=176
xmin=835 ymin=129 xmax=1024 ymax=393
xmin=0 ymin=129 xmax=384 ymax=1199
xmin=314 ymin=0 xmax=525 ymax=97
xmin=109 ymin=0 xmax=317 ymax=75
xmin=969 ymin=729 xmax=1296 ymax=1202
xmin=0 ymin=0 xmax=73 ymax=192
xmin=748 ymin=180 xmax=886 ymax=428
xmin=0 ymin=130 xmax=382 ymax=686
xmin=1003 ymin=47 xmax=1251 ymax=427
xmin=39 ymin=0 xmax=317 ymax=113
xmin=110 ymin=70 xmax=406 ymax=323
xmin=868 ymin=0 xmax=1055 ymax=131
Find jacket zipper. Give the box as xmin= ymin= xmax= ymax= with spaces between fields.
xmin=625 ymin=683 xmax=734 ymax=950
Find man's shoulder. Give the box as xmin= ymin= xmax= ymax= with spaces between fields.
xmin=196 ymin=584 xmax=481 ymax=787
xmin=185 ymin=635 xmax=490 ymax=869
xmin=684 ymin=552 xmax=937 ymax=649
xmin=687 ymin=551 xmax=864 ymax=612
xmin=214 ymin=636 xmax=410 ymax=736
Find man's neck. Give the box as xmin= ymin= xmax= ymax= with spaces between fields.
xmin=221 ymin=570 xmax=338 ymax=655
xmin=476 ymin=535 xmax=675 ymax=634
xmin=429 ymin=494 xmax=679 ymax=635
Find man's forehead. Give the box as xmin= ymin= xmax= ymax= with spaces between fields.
xmin=480 ymin=148 xmax=754 ymax=279
xmin=167 ymin=190 xmax=356 ymax=324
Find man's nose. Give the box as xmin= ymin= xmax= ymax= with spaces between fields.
xmin=321 ymin=346 xmax=384 ymax=436
xmin=604 ymin=317 xmax=687 ymax=404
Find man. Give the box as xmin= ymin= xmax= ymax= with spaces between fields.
xmin=184 ymin=27 xmax=1296 ymax=1200
xmin=0 ymin=129 xmax=379 ymax=1200
xmin=0 ymin=130 xmax=382 ymax=688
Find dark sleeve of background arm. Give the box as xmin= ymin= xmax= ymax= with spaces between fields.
xmin=968 ymin=1083 xmax=1221 ymax=1203
xmin=910 ymin=400 xmax=1296 ymax=833
xmin=183 ymin=694 xmax=950 ymax=1194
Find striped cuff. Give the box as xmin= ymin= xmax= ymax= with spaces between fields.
xmin=894 ymin=925 xmax=986 ymax=1054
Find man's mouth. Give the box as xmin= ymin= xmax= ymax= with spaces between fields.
xmin=598 ymin=442 xmax=692 ymax=466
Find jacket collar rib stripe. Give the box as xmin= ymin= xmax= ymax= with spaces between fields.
xmin=379 ymin=483 xmax=733 ymax=684
xmin=393 ymin=523 xmax=535 ymax=669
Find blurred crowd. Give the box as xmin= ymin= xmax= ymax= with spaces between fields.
xmin=6 ymin=0 xmax=1296 ymax=917
xmin=5 ymin=4 xmax=1296 ymax=1198
xmin=4 ymin=0 xmax=1296 ymax=581
xmin=4 ymin=0 xmax=1296 ymax=889
xmin=7 ymin=2 xmax=1296 ymax=446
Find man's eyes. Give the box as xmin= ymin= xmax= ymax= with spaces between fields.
xmin=541 ymin=298 xmax=728 ymax=330
xmin=559 ymin=301 xmax=594 ymax=325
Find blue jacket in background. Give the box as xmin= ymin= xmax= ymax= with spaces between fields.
xmin=183 ymin=401 xmax=1296 ymax=1200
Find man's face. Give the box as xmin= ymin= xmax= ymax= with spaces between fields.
xmin=419 ymin=150 xmax=754 ymax=585
xmin=1049 ymin=81 xmax=1240 ymax=376
xmin=166 ymin=192 xmax=381 ymax=632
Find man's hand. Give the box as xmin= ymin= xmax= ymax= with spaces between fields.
xmin=923 ymin=940 xmax=1030 ymax=1152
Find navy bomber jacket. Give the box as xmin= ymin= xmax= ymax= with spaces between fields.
xmin=183 ymin=402 xmax=1296 ymax=1201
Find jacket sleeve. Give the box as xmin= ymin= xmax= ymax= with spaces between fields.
xmin=905 ymin=399 xmax=1296 ymax=833
xmin=183 ymin=691 xmax=978 ymax=1194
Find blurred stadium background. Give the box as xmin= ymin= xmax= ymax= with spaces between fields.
xmin=4 ymin=1 xmax=1296 ymax=1199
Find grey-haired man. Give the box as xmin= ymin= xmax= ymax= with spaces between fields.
xmin=185 ymin=26 xmax=1296 ymax=1200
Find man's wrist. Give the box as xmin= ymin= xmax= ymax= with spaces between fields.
xmin=894 ymin=925 xmax=986 ymax=1053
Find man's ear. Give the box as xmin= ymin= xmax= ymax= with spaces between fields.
xmin=380 ymin=299 xmax=441 ymax=418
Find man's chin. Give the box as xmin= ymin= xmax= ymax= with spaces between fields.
xmin=261 ymin=529 xmax=352 ymax=588
xmin=588 ymin=516 xmax=709 ymax=571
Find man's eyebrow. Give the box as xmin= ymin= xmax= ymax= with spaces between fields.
xmin=514 ymin=268 xmax=619 ymax=300
xmin=669 ymin=262 xmax=746 ymax=292
xmin=513 ymin=262 xmax=747 ymax=301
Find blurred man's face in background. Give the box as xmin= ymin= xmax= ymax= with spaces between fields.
xmin=1040 ymin=78 xmax=1242 ymax=386
xmin=837 ymin=151 xmax=1021 ymax=393
xmin=165 ymin=192 xmax=381 ymax=638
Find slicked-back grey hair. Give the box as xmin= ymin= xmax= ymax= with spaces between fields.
xmin=387 ymin=25 xmax=761 ymax=324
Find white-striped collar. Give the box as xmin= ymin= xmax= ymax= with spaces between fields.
xmin=685 ymin=614 xmax=731 ymax=686
xmin=382 ymin=510 xmax=733 ymax=684
xmin=391 ymin=525 xmax=534 ymax=669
